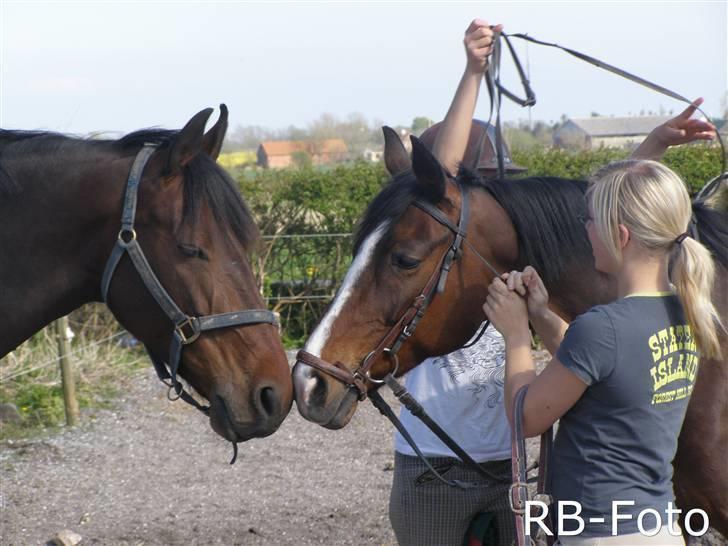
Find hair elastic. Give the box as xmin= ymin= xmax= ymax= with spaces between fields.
xmin=674 ymin=232 xmax=689 ymax=245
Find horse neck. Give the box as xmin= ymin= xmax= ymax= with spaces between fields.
xmin=0 ymin=146 xmax=127 ymax=356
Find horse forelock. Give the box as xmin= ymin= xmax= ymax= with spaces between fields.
xmin=181 ymin=155 xmax=258 ymax=251
xmin=117 ymin=129 xmax=258 ymax=250
xmin=353 ymin=170 xmax=429 ymax=257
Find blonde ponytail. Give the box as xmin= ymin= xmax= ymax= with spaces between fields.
xmin=671 ymin=236 xmax=723 ymax=359
xmin=588 ymin=159 xmax=723 ymax=359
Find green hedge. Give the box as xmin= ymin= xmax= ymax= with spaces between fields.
xmin=238 ymin=160 xmax=389 ymax=235
xmin=511 ymin=144 xmax=723 ymax=194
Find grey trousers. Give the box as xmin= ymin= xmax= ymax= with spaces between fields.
xmin=389 ymin=452 xmax=515 ymax=546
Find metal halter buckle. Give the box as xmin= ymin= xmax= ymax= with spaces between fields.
xmin=175 ymin=317 xmax=200 ymax=345
xmin=508 ymin=481 xmax=530 ymax=515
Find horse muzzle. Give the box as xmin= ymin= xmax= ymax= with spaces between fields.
xmin=292 ymin=360 xmax=360 ymax=428
xmin=210 ymin=383 xmax=289 ymax=441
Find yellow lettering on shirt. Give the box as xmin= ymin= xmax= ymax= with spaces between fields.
xmin=648 ymin=323 xmax=698 ymax=402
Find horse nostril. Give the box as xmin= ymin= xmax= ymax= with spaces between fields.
xmin=311 ymin=374 xmax=327 ymax=403
xmin=258 ymin=386 xmax=279 ymax=418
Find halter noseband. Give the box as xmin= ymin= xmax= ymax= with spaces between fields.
xmin=101 ymin=143 xmax=279 ymax=416
xmin=297 ymin=180 xmax=498 ymax=400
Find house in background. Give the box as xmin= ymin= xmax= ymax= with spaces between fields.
xmin=362 ymin=148 xmax=384 ymax=162
xmin=257 ymin=139 xmax=348 ymax=169
xmin=554 ymin=115 xmax=672 ymax=149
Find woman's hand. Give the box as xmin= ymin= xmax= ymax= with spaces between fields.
xmin=632 ymin=98 xmax=717 ymax=160
xmin=505 ymin=266 xmax=550 ymax=320
xmin=464 ymin=19 xmax=503 ymax=75
xmin=483 ymin=276 xmax=530 ymax=343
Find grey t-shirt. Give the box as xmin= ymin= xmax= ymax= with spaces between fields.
xmin=553 ymin=293 xmax=698 ymax=537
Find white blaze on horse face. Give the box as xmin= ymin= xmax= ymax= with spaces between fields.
xmin=304 ymin=222 xmax=389 ymax=358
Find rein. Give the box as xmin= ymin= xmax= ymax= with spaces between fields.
xmin=486 ymin=30 xmax=727 ymax=194
xmin=298 ymin=179 xmax=510 ymax=486
xmin=101 ymin=144 xmax=279 ymax=463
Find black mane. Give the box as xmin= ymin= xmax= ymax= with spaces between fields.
xmin=354 ymin=167 xmax=592 ymax=286
xmin=0 ymin=130 xmax=75 ymax=196
xmin=0 ymin=128 xmax=257 ymax=249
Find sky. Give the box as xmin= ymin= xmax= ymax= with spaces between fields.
xmin=1 ymin=1 xmax=726 ymax=137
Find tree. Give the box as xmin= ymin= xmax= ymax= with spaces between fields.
xmin=411 ymin=116 xmax=434 ymax=135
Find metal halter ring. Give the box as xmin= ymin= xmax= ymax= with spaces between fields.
xmin=364 ymin=348 xmax=400 ymax=384
xmin=167 ymin=382 xmax=183 ymax=402
xmin=117 ymin=228 xmax=137 ymax=246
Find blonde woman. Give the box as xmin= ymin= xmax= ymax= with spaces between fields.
xmin=483 ymin=159 xmax=722 ymax=544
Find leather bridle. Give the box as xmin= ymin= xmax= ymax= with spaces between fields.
xmin=101 ymin=143 xmax=279 ymax=417
xmin=297 ymin=181 xmax=479 ymax=401
xmin=296 ymin=178 xmax=511 ymax=486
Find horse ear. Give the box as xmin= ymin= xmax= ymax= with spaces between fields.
xmin=201 ymin=104 xmax=228 ymax=160
xmin=410 ymin=135 xmax=446 ymax=202
xmin=382 ymin=126 xmax=411 ymax=176
xmin=167 ymin=107 xmax=214 ymax=172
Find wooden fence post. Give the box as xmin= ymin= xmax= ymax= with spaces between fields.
xmin=56 ymin=316 xmax=79 ymax=426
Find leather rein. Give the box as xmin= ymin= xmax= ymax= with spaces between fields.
xmin=101 ymin=143 xmax=279 ymax=462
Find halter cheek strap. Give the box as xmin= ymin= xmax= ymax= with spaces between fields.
xmin=101 ymin=144 xmax=278 ymax=455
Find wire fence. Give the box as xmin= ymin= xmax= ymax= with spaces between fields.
xmin=255 ymin=233 xmax=353 ymax=342
xmin=0 ymin=331 xmax=127 ymax=384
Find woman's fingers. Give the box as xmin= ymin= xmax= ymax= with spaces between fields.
xmin=506 ymin=270 xmax=526 ymax=296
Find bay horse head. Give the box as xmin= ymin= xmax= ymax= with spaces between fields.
xmin=0 ymin=106 xmax=293 ymax=443
xmin=292 ymin=128 xmax=613 ymax=429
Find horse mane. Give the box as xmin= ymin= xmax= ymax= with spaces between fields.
xmin=0 ymin=130 xmax=72 ymax=196
xmin=354 ymin=167 xmax=592 ymax=287
xmin=0 ymin=128 xmax=258 ymax=249
xmin=474 ymin=171 xmax=593 ymax=286
xmin=692 ymin=200 xmax=728 ymax=268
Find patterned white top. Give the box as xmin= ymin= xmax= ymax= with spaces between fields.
xmin=393 ymin=323 xmax=511 ymax=461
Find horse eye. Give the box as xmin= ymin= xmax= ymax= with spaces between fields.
xmin=177 ymin=243 xmax=207 ymax=260
xmin=392 ymin=253 xmax=421 ymax=270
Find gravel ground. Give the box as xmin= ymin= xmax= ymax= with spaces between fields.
xmin=1 ymin=352 xmax=725 ymax=546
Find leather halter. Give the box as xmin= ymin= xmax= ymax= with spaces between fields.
xmin=101 ymin=143 xmax=279 ymax=415
xmin=297 ymin=181 xmax=473 ymax=401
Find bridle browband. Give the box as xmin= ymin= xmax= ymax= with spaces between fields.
xmin=297 ymin=178 xmax=510 ymax=486
xmin=101 ymin=143 xmax=278 ymax=461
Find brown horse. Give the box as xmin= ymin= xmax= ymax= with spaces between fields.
xmin=0 ymin=106 xmax=293 ymax=444
xmin=292 ymin=131 xmax=728 ymax=537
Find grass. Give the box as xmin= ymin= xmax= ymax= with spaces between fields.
xmin=0 ymin=305 xmax=148 ymax=441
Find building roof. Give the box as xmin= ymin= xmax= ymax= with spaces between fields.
xmin=565 ymin=116 xmax=672 ymax=137
xmin=259 ymin=139 xmax=347 ymax=156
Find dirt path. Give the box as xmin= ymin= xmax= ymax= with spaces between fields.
xmin=1 ymin=353 xmax=725 ymax=546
